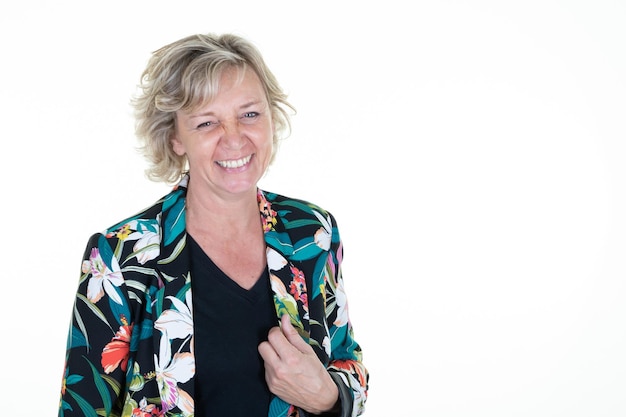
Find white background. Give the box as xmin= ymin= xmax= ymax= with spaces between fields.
xmin=1 ymin=1 xmax=625 ymax=416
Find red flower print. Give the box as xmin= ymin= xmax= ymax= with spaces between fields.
xmin=101 ymin=317 xmax=133 ymax=374
xmin=333 ymin=359 xmax=368 ymax=388
xmin=289 ymin=266 xmax=308 ymax=306
xmin=258 ymin=192 xmax=278 ymax=232
xmin=132 ymin=397 xmax=164 ymax=416
xmin=288 ymin=404 xmax=299 ymax=416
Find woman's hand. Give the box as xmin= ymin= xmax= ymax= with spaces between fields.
xmin=258 ymin=314 xmax=339 ymax=414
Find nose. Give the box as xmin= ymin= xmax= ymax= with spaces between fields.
xmin=220 ymin=118 xmax=245 ymax=149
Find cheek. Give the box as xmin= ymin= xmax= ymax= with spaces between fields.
xmin=262 ymin=131 xmax=274 ymax=157
xmin=253 ymin=122 xmax=274 ymax=149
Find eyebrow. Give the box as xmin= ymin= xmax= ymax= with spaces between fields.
xmin=188 ymin=100 xmax=264 ymax=120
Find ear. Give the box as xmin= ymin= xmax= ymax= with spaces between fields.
xmin=170 ymin=113 xmax=186 ymax=156
xmin=171 ymin=134 xmax=186 ymax=156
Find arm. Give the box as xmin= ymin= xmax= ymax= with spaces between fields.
xmin=59 ymin=233 xmax=131 ymax=417
xmin=322 ymin=217 xmax=369 ymax=417
xmin=258 ymin=261 xmax=368 ymax=417
xmin=259 ymin=210 xmax=369 ymax=417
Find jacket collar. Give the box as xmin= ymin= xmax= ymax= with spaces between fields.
xmin=155 ymin=174 xmax=294 ymax=279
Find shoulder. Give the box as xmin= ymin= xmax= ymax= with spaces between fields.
xmin=99 ymin=186 xmax=183 ymax=245
xmin=261 ymin=190 xmax=335 ymax=225
xmin=103 ymin=195 xmax=167 ymax=234
xmin=93 ymin=178 xmax=187 ymax=238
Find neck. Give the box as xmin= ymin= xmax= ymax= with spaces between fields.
xmin=185 ymin=186 xmax=260 ymax=236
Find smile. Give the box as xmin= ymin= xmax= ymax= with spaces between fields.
xmin=216 ymin=154 xmax=252 ymax=169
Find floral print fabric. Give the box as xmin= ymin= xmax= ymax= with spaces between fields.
xmin=59 ymin=175 xmax=368 ymax=417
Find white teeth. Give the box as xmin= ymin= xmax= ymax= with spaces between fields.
xmin=217 ymin=155 xmax=252 ymax=168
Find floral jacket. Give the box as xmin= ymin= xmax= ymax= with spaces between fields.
xmin=58 ymin=175 xmax=368 ymax=417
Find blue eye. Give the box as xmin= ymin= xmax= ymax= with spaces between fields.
xmin=197 ymin=120 xmax=218 ymax=129
xmin=243 ymin=112 xmax=259 ymax=118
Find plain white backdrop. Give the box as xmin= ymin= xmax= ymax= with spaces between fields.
xmin=1 ymin=1 xmax=624 ymax=416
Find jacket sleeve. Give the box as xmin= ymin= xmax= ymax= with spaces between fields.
xmin=58 ymin=232 xmax=132 ymax=417
xmin=323 ymin=213 xmax=369 ymax=417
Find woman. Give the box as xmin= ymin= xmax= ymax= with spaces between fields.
xmin=58 ymin=33 xmax=368 ymax=417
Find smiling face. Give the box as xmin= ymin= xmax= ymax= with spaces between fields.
xmin=171 ymin=67 xmax=274 ymax=200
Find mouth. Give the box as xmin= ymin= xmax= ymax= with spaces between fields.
xmin=215 ymin=154 xmax=253 ymax=169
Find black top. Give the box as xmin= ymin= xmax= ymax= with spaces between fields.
xmin=188 ymin=234 xmax=277 ymax=416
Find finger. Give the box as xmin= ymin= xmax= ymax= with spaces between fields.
xmin=279 ymin=314 xmax=295 ymax=333
xmin=258 ymin=338 xmax=279 ymax=363
xmin=279 ymin=314 xmax=312 ymax=354
xmin=264 ymin=319 xmax=296 ymax=359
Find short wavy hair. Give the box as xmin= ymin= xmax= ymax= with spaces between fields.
xmin=132 ymin=33 xmax=295 ymax=184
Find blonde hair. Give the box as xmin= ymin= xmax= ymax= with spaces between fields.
xmin=132 ymin=33 xmax=295 ymax=184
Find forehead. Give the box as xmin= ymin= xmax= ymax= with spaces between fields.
xmin=189 ymin=66 xmax=267 ymax=111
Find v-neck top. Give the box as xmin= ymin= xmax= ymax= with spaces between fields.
xmin=188 ymin=233 xmax=277 ymax=416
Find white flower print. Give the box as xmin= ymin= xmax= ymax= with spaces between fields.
xmin=132 ymin=230 xmax=160 ymax=264
xmin=154 ymin=291 xmax=195 ymax=414
xmin=83 ymin=247 xmax=124 ymax=304
xmin=334 ymin=279 xmax=349 ymax=327
xmin=266 ymin=247 xmax=288 ymax=271
xmin=154 ymin=293 xmax=193 ymax=340
xmin=312 ymin=210 xmax=332 ymax=251
xmin=124 ymin=218 xmax=161 ymax=264
xmin=154 ymin=343 xmax=194 ymax=414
